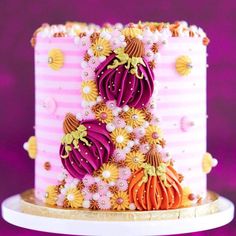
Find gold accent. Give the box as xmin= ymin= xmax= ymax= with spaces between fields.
xmin=48 ymin=48 xmax=64 ymax=70
xmin=125 ymin=151 xmax=145 ymax=171
xmin=202 ymin=152 xmax=214 ymax=174
xmin=122 ymin=27 xmax=142 ymax=38
xmin=110 ymin=128 xmax=129 ymax=149
xmin=61 ymin=124 xmax=90 ymax=158
xmin=123 ymin=108 xmax=145 ymax=128
xmin=25 ymin=136 xmax=37 ymax=159
xmin=175 ymin=55 xmax=192 ymax=76
xmin=81 ymin=80 xmax=98 ymax=102
xmin=20 ymin=189 xmax=219 ymax=221
xmin=108 ymin=48 xmax=145 ymax=79
xmin=91 ymin=38 xmax=112 ymax=57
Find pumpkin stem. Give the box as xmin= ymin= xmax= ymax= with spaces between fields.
xmin=145 ymin=145 xmax=163 ymax=168
xmin=63 ymin=113 xmax=80 ymax=134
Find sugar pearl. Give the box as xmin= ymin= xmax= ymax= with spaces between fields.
xmin=106 ymin=123 xmax=115 ymax=132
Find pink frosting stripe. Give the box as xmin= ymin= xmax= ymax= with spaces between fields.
xmin=160 ymin=50 xmax=205 ymax=56
xmin=36 ymin=112 xmax=65 ymax=119
xmin=35 ymin=125 xmax=62 ymax=133
xmin=36 ymin=87 xmax=81 ymax=94
xmin=37 ymin=150 xmax=59 ymax=158
xmin=155 ymin=77 xmax=205 ymax=82
xmin=36 ymin=99 xmax=82 ymax=109
xmin=37 ymin=137 xmax=61 ymax=146
xmin=167 ymin=139 xmax=204 ymax=147
xmin=35 ymin=175 xmax=59 ymax=185
xmin=36 ymin=37 xmax=74 ymax=43
xmin=157 ymin=88 xmax=204 ymax=96
xmin=157 ymin=100 xmax=205 ymax=109
xmin=35 ymin=49 xmax=81 ymax=56
xmin=36 ymin=62 xmax=82 ymax=69
xmin=160 ymin=113 xmax=206 ymax=121
xmin=36 ymin=74 xmax=81 ymax=82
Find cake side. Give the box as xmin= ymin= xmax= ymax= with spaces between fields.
xmin=154 ymin=37 xmax=207 ymax=197
xmin=23 ymin=22 xmax=218 ymax=211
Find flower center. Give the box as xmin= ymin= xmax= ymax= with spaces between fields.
xmin=133 ymin=157 xmax=139 ymax=163
xmin=102 ymin=170 xmax=111 ymax=179
xmin=152 ymin=132 xmax=159 ymax=139
xmin=132 ymin=114 xmax=138 ymax=120
xmin=48 ymin=57 xmax=53 ymax=64
xmin=116 ymin=135 xmax=124 ymax=143
xmin=116 ymin=197 xmax=124 ymax=205
xmin=67 ymin=193 xmax=75 ymax=201
xmin=100 ymin=112 xmax=108 ymax=120
xmin=83 ymin=86 xmax=91 ymax=94
xmin=96 ymin=45 xmax=104 ymax=51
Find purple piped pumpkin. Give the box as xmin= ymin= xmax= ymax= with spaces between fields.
xmin=95 ymin=38 xmax=154 ymax=109
xmin=60 ymin=113 xmax=114 ymax=180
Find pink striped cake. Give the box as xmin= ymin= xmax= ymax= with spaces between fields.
xmin=24 ymin=21 xmax=218 ymax=211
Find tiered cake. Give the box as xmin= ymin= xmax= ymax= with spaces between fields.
xmin=24 ymin=21 xmax=218 ymax=212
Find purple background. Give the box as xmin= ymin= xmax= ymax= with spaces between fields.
xmin=0 ymin=0 xmax=235 ymax=235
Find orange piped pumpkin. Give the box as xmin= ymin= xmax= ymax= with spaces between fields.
xmin=128 ymin=145 xmax=183 ymax=211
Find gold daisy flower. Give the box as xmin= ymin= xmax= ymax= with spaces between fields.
xmin=123 ymin=108 xmax=145 ymax=128
xmin=45 ymin=185 xmax=58 ymax=206
xmin=111 ymin=128 xmax=129 ymax=149
xmin=125 ymin=151 xmax=145 ymax=171
xmin=95 ymin=105 xmax=114 ymax=124
xmin=99 ymin=163 xmax=119 ymax=183
xmin=48 ymin=48 xmax=64 ymax=70
xmin=64 ymin=187 xmax=83 ymax=208
xmin=181 ymin=187 xmax=195 ymax=207
xmin=145 ymin=125 xmax=163 ymax=145
xmin=91 ymin=38 xmax=112 ymax=57
xmin=81 ymin=80 xmax=98 ymax=102
xmin=111 ymin=191 xmax=129 ymax=210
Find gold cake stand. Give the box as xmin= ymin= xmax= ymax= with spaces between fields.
xmin=2 ymin=189 xmax=234 ymax=236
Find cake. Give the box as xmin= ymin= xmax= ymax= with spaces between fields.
xmin=23 ymin=21 xmax=218 ymax=212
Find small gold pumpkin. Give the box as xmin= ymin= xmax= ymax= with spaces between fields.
xmin=175 ymin=55 xmax=192 ymax=76
xmin=23 ymin=136 xmax=37 ymax=159
xmin=202 ymin=152 xmax=218 ymax=174
xmin=48 ymin=48 xmax=64 ymax=70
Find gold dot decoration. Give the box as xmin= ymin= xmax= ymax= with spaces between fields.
xmin=202 ymin=152 xmax=218 ymax=174
xmin=23 ymin=136 xmax=37 ymax=159
xmin=48 ymin=48 xmax=64 ymax=70
xmin=175 ymin=55 xmax=192 ymax=76
xmin=44 ymin=161 xmax=51 ymax=171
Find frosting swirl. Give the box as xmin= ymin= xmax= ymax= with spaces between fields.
xmin=95 ymin=53 xmax=154 ymax=108
xmin=60 ymin=119 xmax=114 ymax=180
xmin=128 ymin=146 xmax=183 ymax=210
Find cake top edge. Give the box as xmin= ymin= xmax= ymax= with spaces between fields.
xmin=31 ymin=21 xmax=209 ymax=47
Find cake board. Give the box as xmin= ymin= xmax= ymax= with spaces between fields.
xmin=1 ymin=190 xmax=234 ymax=236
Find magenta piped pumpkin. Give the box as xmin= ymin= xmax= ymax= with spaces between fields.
xmin=59 ymin=113 xmax=114 ymax=180
xmin=95 ymin=38 xmax=154 ymax=108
